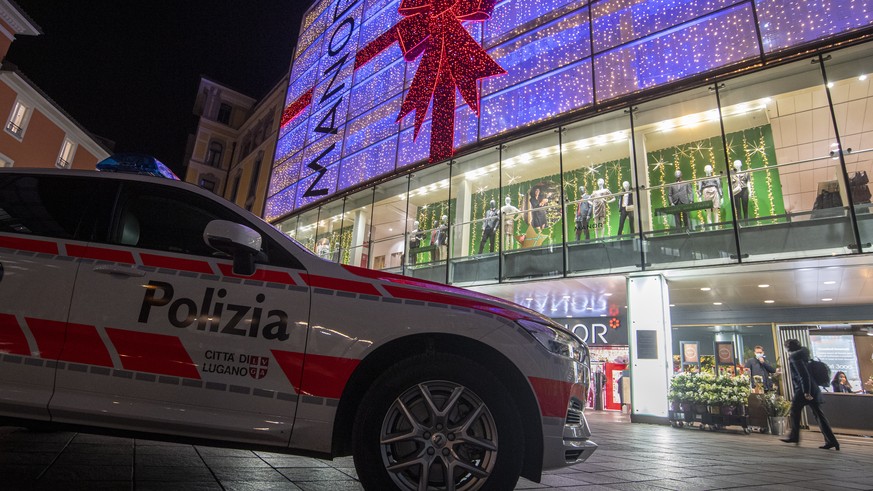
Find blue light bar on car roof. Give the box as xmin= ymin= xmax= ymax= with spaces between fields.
xmin=96 ymin=153 xmax=180 ymax=180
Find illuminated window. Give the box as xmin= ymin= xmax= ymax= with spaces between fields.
xmin=56 ymin=138 xmax=76 ymax=169
xmin=6 ymin=101 xmax=29 ymax=139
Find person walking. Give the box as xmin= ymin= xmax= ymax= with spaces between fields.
xmin=780 ymin=339 xmax=839 ymax=450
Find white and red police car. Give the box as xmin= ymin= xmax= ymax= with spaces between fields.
xmin=0 ymin=159 xmax=596 ymax=490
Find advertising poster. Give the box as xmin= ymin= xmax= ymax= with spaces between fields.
xmin=810 ymin=335 xmax=861 ymax=391
xmin=681 ymin=341 xmax=699 ymax=363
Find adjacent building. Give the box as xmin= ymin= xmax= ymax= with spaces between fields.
xmin=0 ymin=1 xmax=110 ymax=169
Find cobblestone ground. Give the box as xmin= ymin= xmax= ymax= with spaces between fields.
xmin=2 ymin=411 xmax=871 ymax=490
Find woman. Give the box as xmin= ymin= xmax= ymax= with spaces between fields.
xmin=831 ymin=371 xmax=857 ymax=393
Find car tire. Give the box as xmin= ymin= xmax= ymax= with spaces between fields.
xmin=352 ymin=352 xmax=524 ymax=491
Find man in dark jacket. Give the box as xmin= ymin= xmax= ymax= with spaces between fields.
xmin=744 ymin=345 xmax=776 ymax=391
xmin=781 ymin=339 xmax=839 ymax=450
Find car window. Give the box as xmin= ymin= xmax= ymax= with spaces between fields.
xmin=0 ymin=174 xmax=113 ymax=241
xmin=113 ymin=182 xmax=302 ymax=269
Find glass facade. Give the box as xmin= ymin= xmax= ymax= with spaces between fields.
xmin=267 ymin=0 xmax=873 ymax=220
xmin=274 ymin=42 xmax=873 ymax=285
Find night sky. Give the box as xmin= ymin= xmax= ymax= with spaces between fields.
xmin=5 ymin=1 xmax=307 ymax=175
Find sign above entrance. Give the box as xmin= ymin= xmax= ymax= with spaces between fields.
xmin=561 ymin=315 xmax=627 ymax=346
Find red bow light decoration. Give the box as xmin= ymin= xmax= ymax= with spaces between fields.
xmin=355 ymin=0 xmax=505 ymax=162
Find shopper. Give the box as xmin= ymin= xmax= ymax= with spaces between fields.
xmin=781 ymin=339 xmax=839 ymax=450
xmin=831 ymin=371 xmax=858 ymax=393
xmin=744 ymin=345 xmax=776 ymax=391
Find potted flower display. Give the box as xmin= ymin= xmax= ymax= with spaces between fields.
xmin=761 ymin=393 xmax=791 ymax=435
xmin=667 ymin=372 xmax=695 ymax=412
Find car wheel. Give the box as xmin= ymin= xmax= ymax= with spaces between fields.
xmin=352 ymin=353 xmax=524 ymax=490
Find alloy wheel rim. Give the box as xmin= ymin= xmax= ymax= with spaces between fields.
xmin=379 ymin=380 xmax=499 ymax=491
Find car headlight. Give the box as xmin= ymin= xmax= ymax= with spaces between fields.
xmin=518 ymin=319 xmax=587 ymax=362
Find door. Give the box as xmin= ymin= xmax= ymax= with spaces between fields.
xmin=57 ymin=180 xmax=310 ymax=446
xmin=0 ymin=174 xmax=112 ymax=420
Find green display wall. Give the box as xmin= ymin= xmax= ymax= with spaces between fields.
xmin=647 ymin=124 xmax=784 ymax=230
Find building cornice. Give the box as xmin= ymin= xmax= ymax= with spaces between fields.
xmin=0 ymin=0 xmax=42 ymax=36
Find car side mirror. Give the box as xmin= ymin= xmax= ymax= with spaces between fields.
xmin=203 ymin=220 xmax=262 ymax=276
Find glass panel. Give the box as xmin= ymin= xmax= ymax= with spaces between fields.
xmin=632 ymin=85 xmax=737 ymax=269
xmin=757 ymin=0 xmax=873 ymax=54
xmin=501 ymin=129 xmax=563 ymax=280
xmin=315 ymin=199 xmax=344 ymax=262
xmin=593 ymin=4 xmax=759 ymax=103
xmin=562 ymin=110 xmax=638 ymax=275
xmin=822 ymin=44 xmax=873 ymax=252
xmin=406 ymin=163 xmax=452 ymax=282
xmin=295 ymin=208 xmax=321 ymax=255
xmin=448 ymin=148 xmax=501 ymax=286
xmin=370 ymin=175 xmax=409 ymax=273
xmin=718 ymin=57 xmax=855 ymax=261
xmin=336 ymin=189 xmax=374 ymax=268
xmin=274 ymin=214 xmax=298 ymax=242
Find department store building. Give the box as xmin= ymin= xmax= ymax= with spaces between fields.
xmin=266 ymin=0 xmax=873 ymax=426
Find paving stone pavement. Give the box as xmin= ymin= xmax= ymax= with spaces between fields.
xmin=2 ymin=411 xmax=872 ymax=490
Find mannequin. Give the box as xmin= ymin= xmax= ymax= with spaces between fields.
xmin=501 ymin=196 xmax=521 ymax=250
xmin=408 ymin=220 xmax=424 ymax=265
xmin=433 ymin=214 xmax=448 ymax=261
xmin=731 ymin=160 xmax=750 ymax=220
xmin=528 ymin=187 xmax=548 ymax=234
xmin=478 ymin=200 xmax=499 ymax=254
xmin=698 ymin=164 xmax=723 ymax=225
xmin=575 ymin=186 xmax=592 ymax=241
xmin=590 ymin=178 xmax=615 ymax=239
xmin=668 ymin=170 xmax=693 ymax=230
xmin=316 ymin=238 xmax=330 ymax=259
xmin=617 ymin=181 xmax=634 ymax=235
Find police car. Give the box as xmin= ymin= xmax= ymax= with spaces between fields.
xmin=0 ymin=157 xmax=596 ymax=490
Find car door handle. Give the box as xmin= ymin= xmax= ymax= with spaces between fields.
xmin=93 ymin=266 xmax=146 ymax=278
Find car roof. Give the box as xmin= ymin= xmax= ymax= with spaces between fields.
xmin=0 ymin=167 xmax=205 ymax=193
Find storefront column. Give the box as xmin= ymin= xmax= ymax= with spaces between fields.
xmin=453 ymin=179 xmax=472 ymax=258
xmin=351 ymin=209 xmax=368 ymax=267
xmin=627 ymin=274 xmax=673 ymax=424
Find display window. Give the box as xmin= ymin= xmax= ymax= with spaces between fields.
xmin=293 ymin=208 xmax=321 ymax=255
xmin=822 ymin=45 xmax=873 ymax=250
xmin=370 ymin=175 xmax=409 ymax=272
xmin=500 ymin=129 xmax=562 ymax=280
xmin=561 ymin=111 xmax=635 ymax=275
xmin=405 ymin=163 xmax=452 ymax=282
xmin=718 ymin=57 xmax=853 ymax=261
xmin=314 ymin=199 xmax=344 ymax=263
xmin=448 ymin=148 xmax=500 ymax=285
xmin=338 ymin=188 xmax=374 ymax=268
xmin=671 ymin=325 xmax=777 ymax=382
xmin=632 ymin=85 xmax=738 ymax=268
